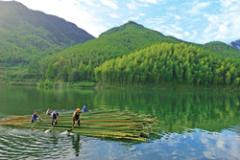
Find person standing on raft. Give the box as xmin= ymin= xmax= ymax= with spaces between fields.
xmin=72 ymin=108 xmax=81 ymax=128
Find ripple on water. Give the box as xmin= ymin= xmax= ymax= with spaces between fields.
xmin=0 ymin=127 xmax=240 ymax=160
xmin=0 ymin=127 xmax=74 ymax=159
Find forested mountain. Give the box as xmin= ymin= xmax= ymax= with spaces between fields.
xmin=39 ymin=21 xmax=181 ymax=82
xmin=1 ymin=2 xmax=240 ymax=88
xmin=231 ymin=40 xmax=240 ymax=50
xmin=204 ymin=41 xmax=240 ymax=57
xmin=37 ymin=21 xmax=240 ymax=88
xmin=0 ymin=1 xmax=94 ymax=66
xmin=95 ymin=43 xmax=240 ymax=86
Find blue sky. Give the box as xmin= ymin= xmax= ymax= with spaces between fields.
xmin=7 ymin=0 xmax=240 ymax=43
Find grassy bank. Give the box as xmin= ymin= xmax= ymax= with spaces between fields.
xmin=37 ymin=80 xmax=96 ymax=89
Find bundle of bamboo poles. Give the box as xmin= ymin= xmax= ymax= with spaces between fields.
xmin=0 ymin=110 xmax=159 ymax=142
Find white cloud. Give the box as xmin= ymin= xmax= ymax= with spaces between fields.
xmin=200 ymin=0 xmax=240 ymax=43
xmin=189 ymin=1 xmax=211 ymax=14
xmin=174 ymin=15 xmax=182 ymax=21
xmin=77 ymin=0 xmax=97 ymax=7
xmin=109 ymin=13 xmax=120 ymax=19
xmin=121 ymin=12 xmax=145 ymax=22
xmin=127 ymin=0 xmax=161 ymax=10
xmin=220 ymin=0 xmax=238 ymax=8
xmin=200 ymin=132 xmax=240 ymax=160
xmin=145 ymin=17 xmax=190 ymax=40
xmin=127 ymin=1 xmax=138 ymax=10
xmin=100 ymin=0 xmax=119 ymax=10
xmin=145 ymin=17 xmax=165 ymax=27
xmin=139 ymin=0 xmax=159 ymax=4
xmin=202 ymin=15 xmax=240 ymax=42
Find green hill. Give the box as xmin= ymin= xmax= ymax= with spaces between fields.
xmin=0 ymin=1 xmax=94 ymax=66
xmin=2 ymin=7 xmax=240 ymax=88
xmin=39 ymin=21 xmax=240 ymax=86
xmin=40 ymin=21 xmax=181 ymax=82
xmin=95 ymin=43 xmax=240 ymax=86
xmin=204 ymin=41 xmax=240 ymax=57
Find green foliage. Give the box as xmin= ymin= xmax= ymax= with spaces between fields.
xmin=0 ymin=1 xmax=93 ymax=66
xmin=95 ymin=43 xmax=240 ymax=86
xmin=204 ymin=41 xmax=240 ymax=57
xmin=2 ymin=2 xmax=240 ymax=88
xmin=0 ymin=66 xmax=40 ymax=83
xmin=40 ymin=22 xmax=240 ymax=87
xmin=40 ymin=21 xmax=180 ymax=82
xmin=37 ymin=80 xmax=96 ymax=89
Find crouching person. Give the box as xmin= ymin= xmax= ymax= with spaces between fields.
xmin=46 ymin=108 xmax=59 ymax=126
xmin=72 ymin=108 xmax=81 ymax=128
xmin=51 ymin=111 xmax=59 ymax=126
xmin=31 ymin=112 xmax=40 ymax=123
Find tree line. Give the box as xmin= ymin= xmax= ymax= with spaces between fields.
xmin=95 ymin=43 xmax=240 ymax=86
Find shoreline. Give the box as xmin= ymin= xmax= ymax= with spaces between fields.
xmin=1 ymin=80 xmax=240 ymax=93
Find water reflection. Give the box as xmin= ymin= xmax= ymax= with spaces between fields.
xmin=71 ymin=134 xmax=81 ymax=157
xmin=1 ymin=86 xmax=240 ymax=159
xmin=0 ymin=127 xmax=239 ymax=160
xmin=1 ymin=86 xmax=240 ymax=133
xmin=93 ymin=88 xmax=240 ymax=133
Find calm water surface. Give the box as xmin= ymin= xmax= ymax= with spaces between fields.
xmin=0 ymin=85 xmax=240 ymax=160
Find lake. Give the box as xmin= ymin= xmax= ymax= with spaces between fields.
xmin=0 ymin=85 xmax=240 ymax=160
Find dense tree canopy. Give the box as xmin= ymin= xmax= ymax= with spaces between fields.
xmin=39 ymin=21 xmax=180 ymax=82
xmin=95 ymin=43 xmax=240 ymax=86
xmin=2 ymin=14 xmax=240 ymax=88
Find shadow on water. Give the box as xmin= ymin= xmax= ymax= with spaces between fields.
xmin=71 ymin=134 xmax=81 ymax=157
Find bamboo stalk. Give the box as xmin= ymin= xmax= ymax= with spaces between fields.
xmin=0 ymin=110 xmax=159 ymax=142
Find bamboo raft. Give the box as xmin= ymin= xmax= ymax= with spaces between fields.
xmin=0 ymin=110 xmax=159 ymax=142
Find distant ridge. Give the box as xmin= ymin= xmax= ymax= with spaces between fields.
xmin=204 ymin=41 xmax=240 ymax=56
xmin=231 ymin=40 xmax=240 ymax=50
xmin=0 ymin=1 xmax=94 ymax=65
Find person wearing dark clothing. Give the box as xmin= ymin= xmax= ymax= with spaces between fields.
xmin=31 ymin=112 xmax=40 ymax=123
xmin=51 ymin=111 xmax=59 ymax=126
xmin=81 ymin=105 xmax=88 ymax=113
xmin=72 ymin=108 xmax=81 ymax=128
